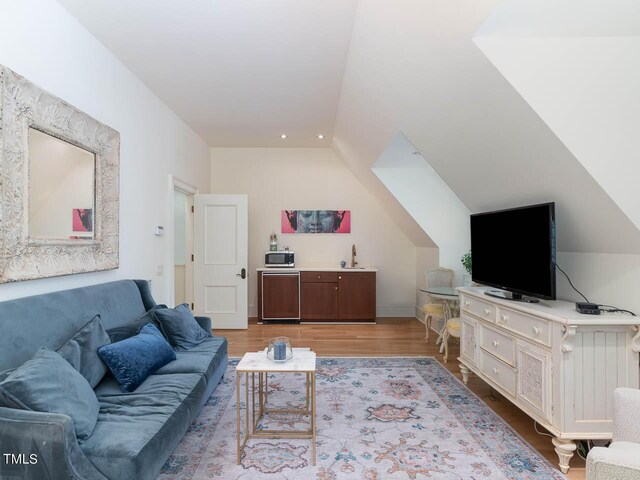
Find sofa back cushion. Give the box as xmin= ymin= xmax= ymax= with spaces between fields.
xmin=57 ymin=314 xmax=111 ymax=388
xmin=154 ymin=304 xmax=212 ymax=351
xmin=0 ymin=347 xmax=100 ymax=442
xmin=0 ymin=280 xmax=148 ymax=373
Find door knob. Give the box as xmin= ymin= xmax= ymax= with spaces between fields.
xmin=236 ymin=268 xmax=246 ymax=279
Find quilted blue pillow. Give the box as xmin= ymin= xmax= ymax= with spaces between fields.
xmin=98 ymin=324 xmax=176 ymax=392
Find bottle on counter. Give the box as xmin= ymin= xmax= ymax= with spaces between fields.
xmin=269 ymin=233 xmax=278 ymax=251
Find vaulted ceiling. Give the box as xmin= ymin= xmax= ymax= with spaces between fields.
xmin=59 ymin=0 xmax=640 ymax=255
xmin=58 ymin=0 xmax=358 ymax=147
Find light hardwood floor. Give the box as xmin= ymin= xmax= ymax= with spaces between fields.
xmin=217 ymin=318 xmax=586 ymax=479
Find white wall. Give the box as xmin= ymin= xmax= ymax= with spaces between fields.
xmin=474 ymin=0 xmax=640 ymax=231
xmin=0 ymin=0 xmax=210 ymax=303
xmin=372 ymin=132 xmax=471 ymax=286
xmin=211 ymin=147 xmax=422 ymax=317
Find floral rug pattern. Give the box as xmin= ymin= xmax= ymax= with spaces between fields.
xmin=158 ymin=357 xmax=565 ymax=480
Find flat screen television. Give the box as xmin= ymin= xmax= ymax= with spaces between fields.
xmin=470 ymin=202 xmax=556 ymax=302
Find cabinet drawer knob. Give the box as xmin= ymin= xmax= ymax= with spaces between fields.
xmin=492 ymin=339 xmax=499 ymax=348
xmin=335 ymin=286 xmax=338 ymax=290
xmin=484 ymin=308 xmax=491 ymax=316
xmin=465 ymin=300 xmax=470 ymax=307
xmin=317 ymin=275 xmax=321 ymax=279
xmin=532 ymin=326 xmax=540 ymax=336
xmin=492 ymin=367 xmax=499 ymax=375
xmin=338 ymin=276 xmax=342 ymax=280
xmin=501 ymin=314 xmax=508 ymax=323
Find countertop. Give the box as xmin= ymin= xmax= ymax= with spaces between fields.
xmin=256 ymin=266 xmax=377 ymax=272
xmin=458 ymin=287 xmax=640 ymax=326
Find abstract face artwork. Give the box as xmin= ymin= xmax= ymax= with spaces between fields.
xmin=72 ymin=208 xmax=93 ymax=232
xmin=282 ymin=210 xmax=351 ymax=234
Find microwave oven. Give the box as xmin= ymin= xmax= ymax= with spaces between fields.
xmin=265 ymin=251 xmax=295 ymax=267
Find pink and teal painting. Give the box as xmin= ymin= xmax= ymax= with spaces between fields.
xmin=72 ymin=208 xmax=93 ymax=232
xmin=282 ymin=210 xmax=351 ymax=234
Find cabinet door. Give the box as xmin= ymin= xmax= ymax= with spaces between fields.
xmin=461 ymin=316 xmax=477 ymax=366
xmin=516 ymin=341 xmax=552 ymax=422
xmin=337 ymin=272 xmax=376 ymax=320
xmin=301 ymin=283 xmax=338 ymax=320
xmin=261 ymin=273 xmax=300 ymax=319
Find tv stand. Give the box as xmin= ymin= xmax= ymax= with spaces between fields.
xmin=485 ymin=289 xmax=540 ymax=303
xmin=458 ymin=287 xmax=640 ymax=474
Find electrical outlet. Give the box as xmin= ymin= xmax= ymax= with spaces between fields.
xmin=156 ymin=264 xmax=164 ymax=275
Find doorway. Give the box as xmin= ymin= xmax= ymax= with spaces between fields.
xmin=170 ymin=176 xmax=198 ymax=309
xmin=173 ymin=190 xmax=189 ymax=305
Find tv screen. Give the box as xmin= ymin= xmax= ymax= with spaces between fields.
xmin=470 ymin=202 xmax=556 ymax=300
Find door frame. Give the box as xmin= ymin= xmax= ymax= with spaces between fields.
xmin=168 ymin=175 xmax=198 ymax=308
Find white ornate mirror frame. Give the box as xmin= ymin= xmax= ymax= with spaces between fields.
xmin=0 ymin=66 xmax=120 ymax=282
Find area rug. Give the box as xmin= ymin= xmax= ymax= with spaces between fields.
xmin=158 ymin=357 xmax=565 ymax=480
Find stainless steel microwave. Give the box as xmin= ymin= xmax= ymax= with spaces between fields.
xmin=265 ymin=251 xmax=295 ymax=267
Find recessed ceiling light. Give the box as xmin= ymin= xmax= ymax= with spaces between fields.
xmin=280 ymin=134 xmax=287 ymax=139
xmin=317 ymin=134 xmax=324 ymax=139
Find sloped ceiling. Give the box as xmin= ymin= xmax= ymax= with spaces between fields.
xmin=58 ymin=0 xmax=358 ymax=147
xmin=333 ymin=0 xmax=640 ymax=254
xmin=58 ymin=0 xmax=640 ymax=254
xmin=473 ymin=0 xmax=640 ymax=232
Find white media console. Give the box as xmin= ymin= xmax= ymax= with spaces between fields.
xmin=457 ymin=287 xmax=640 ymax=474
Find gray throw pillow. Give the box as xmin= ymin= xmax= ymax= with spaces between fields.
xmin=106 ymin=305 xmax=167 ymax=343
xmin=58 ymin=314 xmax=110 ymax=388
xmin=153 ymin=303 xmax=211 ymax=351
xmin=0 ymin=347 xmax=100 ymax=442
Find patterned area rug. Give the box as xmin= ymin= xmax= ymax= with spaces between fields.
xmin=158 ymin=357 xmax=565 ymax=480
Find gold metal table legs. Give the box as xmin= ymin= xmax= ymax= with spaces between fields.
xmin=236 ymin=371 xmax=316 ymax=465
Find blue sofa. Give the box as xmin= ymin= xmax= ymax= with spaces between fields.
xmin=0 ymin=280 xmax=228 ymax=480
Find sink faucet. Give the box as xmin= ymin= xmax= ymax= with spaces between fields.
xmin=351 ymin=244 xmax=358 ymax=268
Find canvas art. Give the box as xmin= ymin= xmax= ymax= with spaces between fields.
xmin=72 ymin=208 xmax=93 ymax=232
xmin=282 ymin=210 xmax=350 ymax=234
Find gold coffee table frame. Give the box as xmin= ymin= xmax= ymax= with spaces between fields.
xmin=236 ymin=350 xmax=316 ymax=465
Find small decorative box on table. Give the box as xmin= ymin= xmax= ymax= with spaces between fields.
xmin=235 ymin=347 xmax=317 ymax=465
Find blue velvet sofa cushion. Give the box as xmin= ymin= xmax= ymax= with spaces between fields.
xmin=57 ymin=314 xmax=110 ymax=388
xmin=106 ymin=305 xmax=166 ymax=343
xmin=155 ymin=336 xmax=228 ymax=380
xmin=98 ymin=324 xmax=176 ymax=392
xmin=0 ymin=347 xmax=100 ymax=442
xmin=83 ymin=372 xmax=206 ymax=480
xmin=153 ymin=303 xmax=211 ymax=351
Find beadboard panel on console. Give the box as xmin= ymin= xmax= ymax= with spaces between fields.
xmin=458 ymin=287 xmax=640 ymax=475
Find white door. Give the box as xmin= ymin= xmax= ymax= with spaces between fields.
xmin=194 ymin=194 xmax=248 ymax=329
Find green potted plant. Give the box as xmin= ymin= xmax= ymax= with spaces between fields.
xmin=461 ymin=251 xmax=472 ymax=286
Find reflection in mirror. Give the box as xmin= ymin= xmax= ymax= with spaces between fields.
xmin=28 ymin=128 xmax=96 ymax=240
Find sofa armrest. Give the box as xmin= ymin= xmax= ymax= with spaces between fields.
xmin=0 ymin=407 xmax=107 ymax=480
xmin=587 ymin=446 xmax=640 ymax=480
xmin=194 ymin=315 xmax=212 ymax=334
xmin=613 ymin=388 xmax=640 ymax=443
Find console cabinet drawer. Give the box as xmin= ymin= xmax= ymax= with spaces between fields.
xmin=301 ymin=271 xmax=338 ymax=283
xmin=480 ymin=325 xmax=516 ymax=366
xmin=461 ymin=294 xmax=496 ymax=321
xmin=480 ymin=349 xmax=517 ymax=397
xmin=496 ymin=306 xmax=551 ymax=346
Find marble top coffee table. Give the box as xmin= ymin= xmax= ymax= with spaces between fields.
xmin=236 ymin=348 xmax=317 ymax=465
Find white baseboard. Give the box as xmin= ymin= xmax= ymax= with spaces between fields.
xmin=376 ymin=305 xmax=416 ymax=317
xmin=248 ymin=304 xmax=415 ymax=319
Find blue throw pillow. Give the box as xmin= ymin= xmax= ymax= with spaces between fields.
xmin=153 ymin=303 xmax=211 ymax=351
xmin=0 ymin=347 xmax=100 ymax=442
xmin=98 ymin=324 xmax=176 ymax=392
xmin=58 ymin=314 xmax=111 ymax=388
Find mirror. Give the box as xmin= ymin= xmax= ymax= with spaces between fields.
xmin=28 ymin=128 xmax=96 ymax=240
xmin=0 ymin=65 xmax=120 ymax=283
